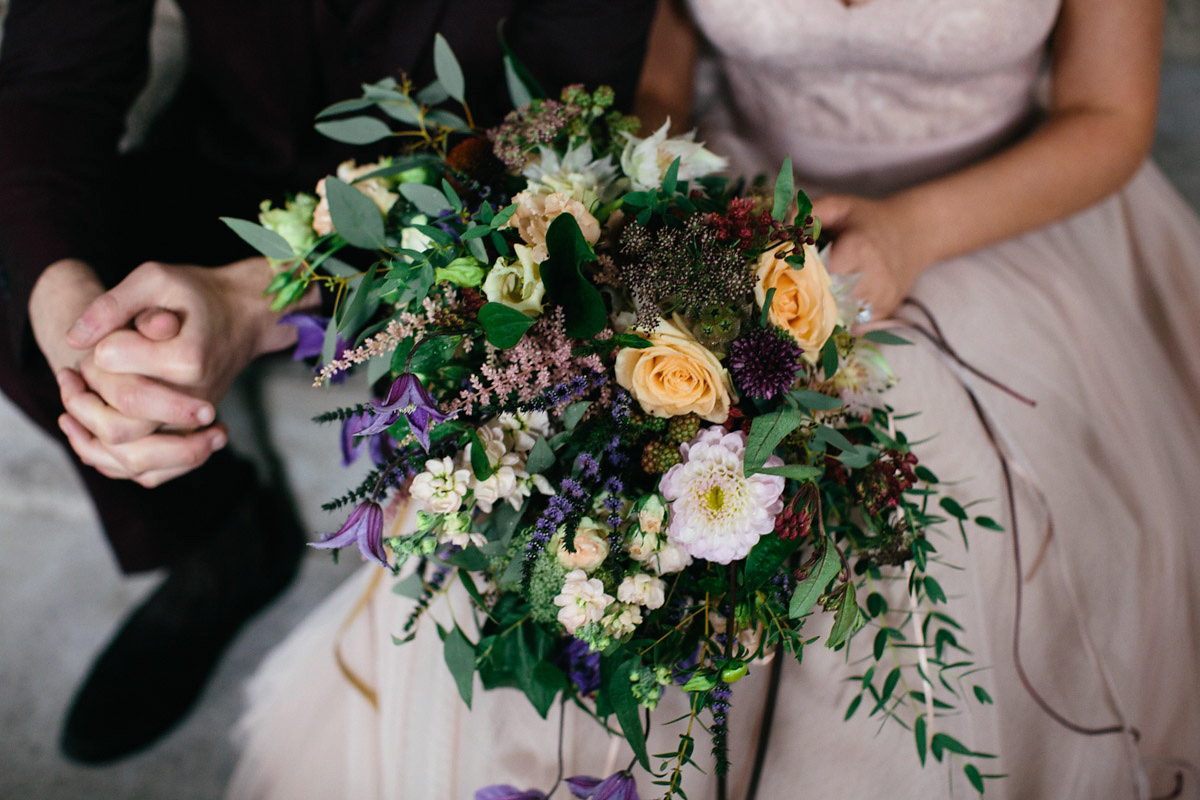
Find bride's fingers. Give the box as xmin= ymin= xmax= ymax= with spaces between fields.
xmin=57 ymin=368 xmax=158 ymax=444
xmin=133 ymin=307 xmax=183 ymax=341
xmin=78 ymin=353 xmax=215 ymax=428
xmin=57 ymin=412 xmax=227 ymax=487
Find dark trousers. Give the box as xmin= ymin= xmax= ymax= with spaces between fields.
xmin=0 ymin=148 xmax=273 ymax=574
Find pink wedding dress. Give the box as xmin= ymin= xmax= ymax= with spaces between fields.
xmin=227 ymin=1 xmax=1200 ymax=797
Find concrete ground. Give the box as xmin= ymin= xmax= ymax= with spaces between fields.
xmin=1 ymin=3 xmax=1199 ymax=799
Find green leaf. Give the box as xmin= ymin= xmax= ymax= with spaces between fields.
xmin=399 ymin=182 xmax=454 ymax=216
xmin=872 ymin=667 xmax=901 ymax=714
xmin=965 ymin=763 xmax=985 ymax=794
xmin=772 ymin=156 xmax=794 ymax=223
xmin=336 ymin=263 xmax=378 ymax=333
xmin=788 ymin=542 xmax=840 ymax=618
xmin=821 ymin=336 xmax=839 ymax=380
xmin=608 ymin=658 xmax=651 ymax=770
xmin=931 ymin=733 xmax=976 ymax=761
xmin=432 ymin=33 xmax=465 ymax=103
xmin=915 ymin=715 xmax=928 ymax=766
xmin=490 ymin=202 xmax=518 ymax=229
xmin=662 ymin=156 xmax=681 ymax=196
xmin=220 ymin=217 xmax=297 ymax=260
xmin=504 ymin=54 xmax=534 ymax=108
xmin=443 ymin=625 xmax=476 ymax=709
xmin=790 ymin=389 xmax=843 ymax=412
xmin=316 ymin=97 xmax=375 ymax=119
xmin=314 ymin=115 xmax=392 ymax=145
xmin=795 ymin=189 xmax=813 ymax=226
xmin=743 ymin=533 xmax=803 ymax=592
xmin=973 ymin=685 xmax=994 ymax=705
xmin=974 ymin=515 xmax=1005 ymax=532
xmin=827 ymin=584 xmax=866 ymax=649
xmin=680 ymin=671 xmax=717 ymax=693
xmin=525 ymin=436 xmax=555 ymax=475
xmin=612 ymin=333 xmax=652 ymax=349
xmin=541 ymin=214 xmax=606 ymax=339
xmin=444 ymin=546 xmax=490 ymax=572
xmin=866 ymin=592 xmax=888 ymax=618
xmin=744 ymin=406 xmax=804 ymax=475
xmin=862 ymin=330 xmax=913 ymax=346
xmin=416 ymin=80 xmax=449 ymax=106
xmin=752 ymin=464 xmax=822 ymax=482
xmin=873 ymin=628 xmax=889 ymax=661
xmin=409 ymin=334 xmax=463 ymax=375
xmin=478 ymin=302 xmax=535 ymax=348
xmin=812 ymin=424 xmax=856 ymax=451
xmin=562 ymin=400 xmax=591 ymax=432
xmin=468 ymin=429 xmax=495 ymax=481
xmin=426 ymin=109 xmax=469 ymax=129
xmin=391 ymin=571 xmax=425 ymax=599
xmin=940 ymin=497 xmax=968 ymax=520
xmin=441 ymin=178 xmax=464 ymax=212
xmin=326 ymin=177 xmax=386 ymax=250
xmin=759 ymin=286 xmax=776 ymax=327
xmin=923 ymin=575 xmax=948 ymax=604
xmin=844 ymin=693 xmax=863 ymax=721
xmin=836 ymin=444 xmax=878 ymax=469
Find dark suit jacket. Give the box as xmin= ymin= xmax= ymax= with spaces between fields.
xmin=0 ymin=0 xmax=656 ymax=360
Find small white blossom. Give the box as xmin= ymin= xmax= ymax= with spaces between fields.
xmin=554 ymin=569 xmax=613 ymax=634
xmin=601 ymin=603 xmax=643 ymax=639
xmin=617 ymin=573 xmax=667 ymax=610
xmin=410 ymin=456 xmax=470 ymax=514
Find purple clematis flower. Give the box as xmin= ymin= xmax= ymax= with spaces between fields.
xmin=341 ymin=411 xmax=392 ymax=467
xmin=309 ymin=500 xmax=386 ymax=567
xmin=474 ymin=786 xmax=547 ymax=800
xmin=566 ymin=772 xmax=640 ymax=800
xmin=357 ymin=372 xmax=453 ymax=452
xmin=279 ymin=313 xmax=348 ymax=382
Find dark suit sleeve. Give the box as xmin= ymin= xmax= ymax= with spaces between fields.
xmin=0 ymin=0 xmax=154 ymax=359
xmin=504 ymin=0 xmax=657 ymax=112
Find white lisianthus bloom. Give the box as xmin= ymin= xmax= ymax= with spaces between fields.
xmin=620 ymin=120 xmax=728 ymax=192
xmin=410 ymin=456 xmax=471 ymax=514
xmin=617 ymin=573 xmax=667 ymax=610
xmin=554 ymin=569 xmax=613 ymax=634
xmin=483 ymin=243 xmax=546 ymax=316
xmin=637 ymin=494 xmax=667 ymax=535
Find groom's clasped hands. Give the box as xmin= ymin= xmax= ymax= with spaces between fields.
xmin=47 ymin=256 xmax=310 ymax=487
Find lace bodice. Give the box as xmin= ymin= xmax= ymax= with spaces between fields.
xmin=690 ymin=0 xmax=1063 ymax=192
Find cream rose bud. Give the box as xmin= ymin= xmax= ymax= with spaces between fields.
xmin=553 ymin=519 xmax=611 ymax=572
xmin=614 ymin=317 xmax=735 ymax=424
xmin=755 ymin=243 xmax=838 ymax=360
xmin=506 ymin=190 xmax=601 ymax=263
xmin=617 ymin=573 xmax=667 ymax=610
xmin=483 ymin=244 xmax=546 ymax=316
xmin=637 ymin=495 xmax=667 ymax=535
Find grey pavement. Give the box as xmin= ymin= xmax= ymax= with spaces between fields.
xmin=1 ymin=3 xmax=1200 ymax=799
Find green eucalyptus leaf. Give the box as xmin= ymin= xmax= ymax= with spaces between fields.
xmin=400 ymin=182 xmax=454 ymax=216
xmin=314 ymin=116 xmax=393 ymax=145
xmin=316 ymin=97 xmax=375 ymax=119
xmin=391 ymin=571 xmax=425 ymax=600
xmin=478 ymin=302 xmax=535 ymax=348
xmin=827 ymin=584 xmax=866 ymax=649
xmin=336 ymin=263 xmax=378 ymax=333
xmin=541 ymin=214 xmax=605 ymax=339
xmin=416 ymin=80 xmax=449 ymax=106
xmin=220 ymin=217 xmax=296 ymax=260
xmin=504 ymin=54 xmax=534 ymax=108
xmin=791 ymin=389 xmax=843 ymax=413
xmin=821 ymin=336 xmax=839 ymax=380
xmin=433 ymin=33 xmax=466 ymax=103
xmin=326 ymin=177 xmax=386 ymax=250
xmin=426 ymin=109 xmax=469 ymax=129
xmin=525 ymin=436 xmax=555 ymax=475
xmin=443 ymin=625 xmax=476 ymax=709
xmin=444 ymin=546 xmax=490 ymax=572
xmin=377 ymin=98 xmax=422 ymax=126
xmin=562 ymin=401 xmax=591 ymax=432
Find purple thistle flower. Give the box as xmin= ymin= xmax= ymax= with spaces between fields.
xmin=357 ymin=372 xmax=453 ymax=452
xmin=727 ymin=326 xmax=804 ymax=400
xmin=475 ymin=786 xmax=547 ymax=800
xmin=309 ymin=500 xmax=387 ymax=567
xmin=566 ymin=771 xmax=640 ymax=800
xmin=280 ymin=313 xmax=348 ymax=382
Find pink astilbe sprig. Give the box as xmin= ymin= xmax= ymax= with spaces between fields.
xmin=313 ymin=289 xmax=458 ymax=386
xmin=450 ymin=307 xmax=609 ymax=416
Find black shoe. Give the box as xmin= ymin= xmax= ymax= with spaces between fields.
xmin=59 ymin=484 xmax=305 ymax=765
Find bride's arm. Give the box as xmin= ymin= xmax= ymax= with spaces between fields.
xmin=633 ymin=0 xmax=698 ymax=134
xmin=818 ymin=0 xmax=1164 ymax=318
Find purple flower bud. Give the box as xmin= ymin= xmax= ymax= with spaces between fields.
xmin=280 ymin=313 xmax=348 ymax=382
xmin=567 ymin=771 xmax=640 ymax=800
xmin=474 ymin=786 xmax=547 ymax=800
xmin=309 ymin=500 xmax=387 ymax=567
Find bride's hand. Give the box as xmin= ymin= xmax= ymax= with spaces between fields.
xmin=812 ymin=194 xmax=926 ymax=323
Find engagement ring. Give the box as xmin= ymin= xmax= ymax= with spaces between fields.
xmin=856 ymin=303 xmax=873 ymax=325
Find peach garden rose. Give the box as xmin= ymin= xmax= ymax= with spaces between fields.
xmin=614 ymin=317 xmax=734 ymax=423
xmin=754 ymin=242 xmax=838 ymax=360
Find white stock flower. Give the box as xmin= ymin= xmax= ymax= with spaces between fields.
xmin=602 ymin=603 xmax=643 ymax=639
xmin=626 ymin=528 xmax=693 ymax=575
xmin=410 ymin=456 xmax=471 ymax=514
xmin=499 ymin=410 xmax=553 ymax=453
xmin=620 ymin=120 xmax=728 ymax=192
xmin=554 ymin=569 xmax=613 ymax=634
xmin=617 ymin=573 xmax=666 ymax=610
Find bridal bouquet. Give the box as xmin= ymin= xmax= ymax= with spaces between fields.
xmin=225 ymin=37 xmax=998 ymax=798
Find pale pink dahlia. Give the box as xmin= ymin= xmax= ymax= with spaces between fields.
xmin=659 ymin=427 xmax=786 ymax=564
